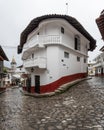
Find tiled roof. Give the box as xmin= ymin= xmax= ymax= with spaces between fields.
xmin=0 ymin=46 xmax=9 ymax=61
xmin=18 ymin=14 xmax=96 ymax=53
xmin=96 ymin=10 xmax=104 ymax=40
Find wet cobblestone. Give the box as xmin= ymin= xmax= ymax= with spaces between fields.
xmin=0 ymin=77 xmax=104 ymax=129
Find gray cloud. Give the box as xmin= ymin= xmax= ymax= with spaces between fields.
xmin=0 ymin=0 xmax=103 ymax=67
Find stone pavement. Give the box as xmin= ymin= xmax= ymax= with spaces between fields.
xmin=0 ymin=76 xmax=104 ymax=130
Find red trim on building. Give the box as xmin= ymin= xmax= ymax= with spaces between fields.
xmin=23 ymin=86 xmax=27 ymax=91
xmin=23 ymin=73 xmax=87 ymax=94
xmin=0 ymin=87 xmax=6 ymax=92
xmin=95 ymin=74 xmax=104 ymax=76
xmin=40 ymin=73 xmax=87 ymax=93
xmin=22 ymin=86 xmax=35 ymax=93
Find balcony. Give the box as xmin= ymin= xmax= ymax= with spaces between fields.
xmin=94 ymin=62 xmax=102 ymax=67
xmin=23 ymin=57 xmax=47 ymax=69
xmin=22 ymin=35 xmax=62 ymax=60
xmin=23 ymin=35 xmax=62 ymax=51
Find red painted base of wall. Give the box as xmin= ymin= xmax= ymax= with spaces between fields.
xmin=40 ymin=73 xmax=87 ymax=93
xmin=0 ymin=87 xmax=6 ymax=92
xmin=95 ymin=74 xmax=104 ymax=76
xmin=23 ymin=73 xmax=87 ymax=94
xmin=23 ymin=86 xmax=35 ymax=93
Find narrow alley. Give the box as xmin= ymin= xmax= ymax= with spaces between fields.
xmin=0 ymin=77 xmax=104 ymax=130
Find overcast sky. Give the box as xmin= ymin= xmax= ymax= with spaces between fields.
xmin=0 ymin=0 xmax=104 ymax=67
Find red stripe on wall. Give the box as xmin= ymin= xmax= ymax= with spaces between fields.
xmin=23 ymin=73 xmax=87 ymax=93
xmin=40 ymin=73 xmax=87 ymax=93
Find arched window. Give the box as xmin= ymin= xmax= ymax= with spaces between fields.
xmin=61 ymin=27 xmax=64 ymax=34
xmin=74 ymin=35 xmax=80 ymax=51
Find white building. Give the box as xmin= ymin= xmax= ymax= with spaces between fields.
xmin=93 ymin=46 xmax=104 ymax=76
xmin=18 ymin=14 xmax=96 ymax=93
xmin=0 ymin=46 xmax=9 ymax=90
xmin=4 ymin=57 xmax=25 ymax=86
xmin=88 ymin=62 xmax=95 ymax=76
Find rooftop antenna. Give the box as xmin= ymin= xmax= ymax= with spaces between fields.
xmin=66 ymin=2 xmax=68 ymax=15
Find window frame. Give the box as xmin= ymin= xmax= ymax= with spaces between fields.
xmin=64 ymin=52 xmax=69 ymax=58
xmin=61 ymin=27 xmax=64 ymax=34
xmin=31 ymin=53 xmax=34 ymax=59
xmin=84 ymin=58 xmax=87 ymax=63
xmin=77 ymin=56 xmax=80 ymax=62
xmin=74 ymin=35 xmax=80 ymax=51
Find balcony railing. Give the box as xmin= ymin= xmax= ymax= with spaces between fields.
xmin=23 ymin=57 xmax=47 ymax=69
xmin=38 ymin=35 xmax=61 ymax=44
xmin=23 ymin=35 xmax=62 ymax=51
xmin=94 ymin=62 xmax=102 ymax=67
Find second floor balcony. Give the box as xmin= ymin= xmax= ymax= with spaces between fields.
xmin=23 ymin=35 xmax=62 ymax=51
xmin=22 ymin=34 xmax=88 ymax=60
xmin=94 ymin=62 xmax=103 ymax=67
xmin=23 ymin=57 xmax=47 ymax=69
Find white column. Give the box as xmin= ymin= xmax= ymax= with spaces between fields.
xmin=31 ymin=73 xmax=35 ymax=86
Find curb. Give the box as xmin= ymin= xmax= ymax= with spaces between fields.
xmin=55 ymin=77 xmax=92 ymax=94
xmin=20 ymin=77 xmax=92 ymax=98
xmin=20 ymin=88 xmax=56 ymax=98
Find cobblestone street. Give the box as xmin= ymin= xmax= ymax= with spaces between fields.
xmin=0 ymin=77 xmax=104 ymax=130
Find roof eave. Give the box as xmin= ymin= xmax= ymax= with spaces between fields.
xmin=0 ymin=46 xmax=9 ymax=61
xmin=18 ymin=14 xmax=96 ymax=53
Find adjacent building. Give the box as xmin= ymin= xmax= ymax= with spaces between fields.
xmin=18 ymin=14 xmax=96 ymax=93
xmin=4 ymin=67 xmax=12 ymax=87
xmin=5 ymin=57 xmax=25 ymax=86
xmin=0 ymin=46 xmax=9 ymax=90
xmin=96 ymin=10 xmax=104 ymax=40
xmin=93 ymin=46 xmax=104 ymax=76
xmin=94 ymin=10 xmax=104 ymax=76
xmin=88 ymin=61 xmax=95 ymax=76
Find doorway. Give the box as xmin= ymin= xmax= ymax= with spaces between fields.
xmin=35 ymin=75 xmax=40 ymax=93
xmin=26 ymin=77 xmax=31 ymax=92
xmin=101 ymin=68 xmax=103 ymax=75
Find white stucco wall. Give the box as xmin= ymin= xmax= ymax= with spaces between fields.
xmin=23 ymin=18 xmax=89 ymax=86
xmin=26 ymin=19 xmax=89 ymax=56
xmin=46 ymin=46 xmax=60 ymax=84
xmin=31 ymin=69 xmax=47 ymax=86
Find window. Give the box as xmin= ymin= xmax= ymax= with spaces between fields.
xmin=61 ymin=59 xmax=64 ymax=62
xmin=84 ymin=58 xmax=86 ymax=63
xmin=99 ymin=68 xmax=101 ymax=72
xmin=32 ymin=53 xmax=34 ymax=59
xmin=74 ymin=35 xmax=80 ymax=51
xmin=77 ymin=56 xmax=80 ymax=62
xmin=64 ymin=52 xmax=69 ymax=58
xmin=8 ymin=74 xmax=10 ymax=79
xmin=37 ymin=32 xmax=39 ymax=35
xmin=61 ymin=27 xmax=64 ymax=34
